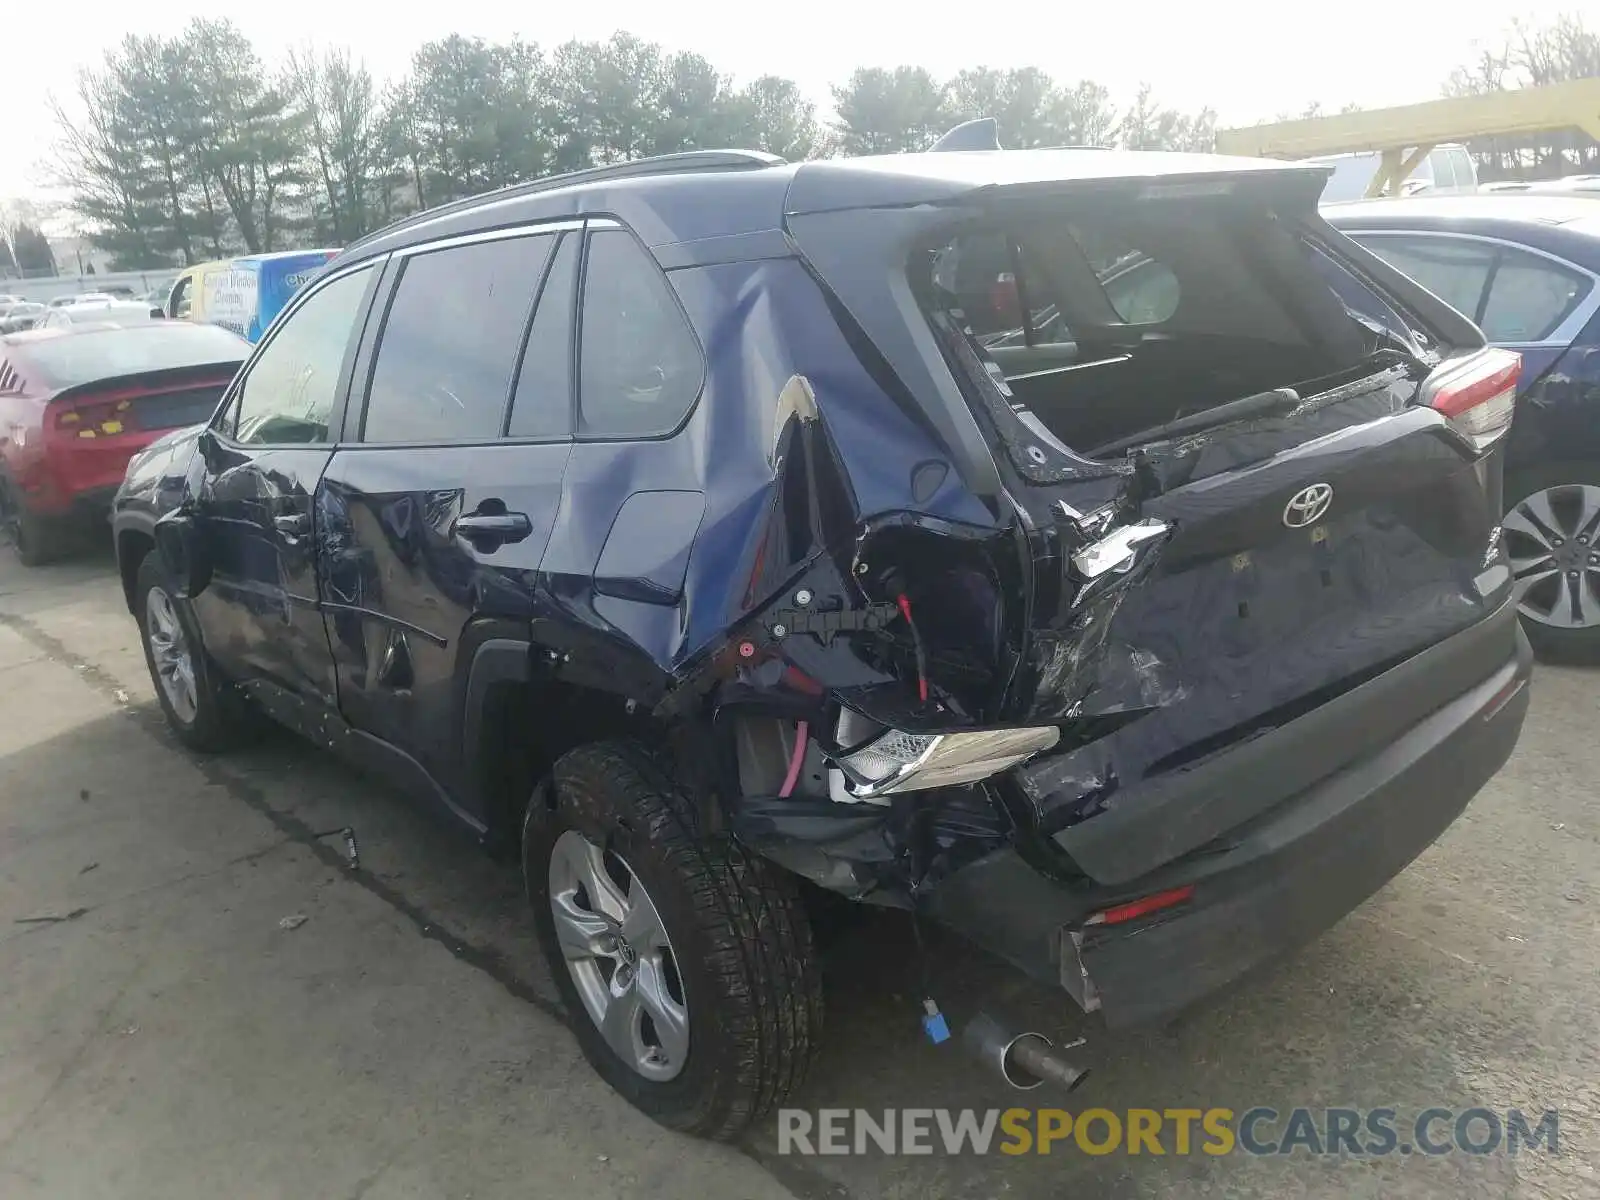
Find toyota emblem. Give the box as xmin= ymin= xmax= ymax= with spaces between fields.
xmin=1283 ymin=483 xmax=1334 ymax=529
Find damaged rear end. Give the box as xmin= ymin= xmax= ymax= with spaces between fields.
xmin=709 ymin=149 xmax=1531 ymax=1026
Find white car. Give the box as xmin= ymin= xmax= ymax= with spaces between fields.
xmin=37 ymin=302 xmax=163 ymax=330
xmin=46 ymin=292 xmax=119 ymax=309
xmin=1311 ymin=144 xmax=1480 ymax=203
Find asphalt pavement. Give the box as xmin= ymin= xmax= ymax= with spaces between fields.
xmin=0 ymin=545 xmax=1594 ymax=1199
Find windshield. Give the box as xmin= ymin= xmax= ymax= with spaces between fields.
xmin=21 ymin=324 xmax=247 ymax=389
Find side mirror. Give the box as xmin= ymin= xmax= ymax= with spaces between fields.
xmin=153 ymin=508 xmax=213 ymax=600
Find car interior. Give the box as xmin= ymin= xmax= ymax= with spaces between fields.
xmin=914 ymin=198 xmax=1380 ymax=457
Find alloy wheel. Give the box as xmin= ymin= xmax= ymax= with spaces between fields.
xmin=145 ymin=585 xmax=199 ymax=723
xmin=547 ymin=828 xmax=689 ymax=1081
xmin=1504 ymin=482 xmax=1600 ymax=629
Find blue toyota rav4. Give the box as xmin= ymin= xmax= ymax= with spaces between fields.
xmin=113 ymin=126 xmax=1532 ymax=1138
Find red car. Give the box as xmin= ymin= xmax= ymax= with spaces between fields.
xmin=0 ymin=320 xmax=247 ymax=564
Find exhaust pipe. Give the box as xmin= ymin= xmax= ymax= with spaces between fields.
xmin=964 ymin=1011 xmax=1090 ymax=1093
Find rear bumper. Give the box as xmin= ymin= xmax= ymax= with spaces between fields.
xmin=25 ymin=435 xmax=164 ymax=517
xmin=926 ymin=605 xmax=1532 ymax=1027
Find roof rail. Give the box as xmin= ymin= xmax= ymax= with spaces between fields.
xmin=345 ymin=149 xmax=786 ymax=254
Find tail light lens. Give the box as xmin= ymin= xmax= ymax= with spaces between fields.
xmin=1417 ymin=347 xmax=1521 ymax=452
xmin=831 ymin=724 xmax=1060 ymax=799
xmin=53 ymin=398 xmax=135 ymax=439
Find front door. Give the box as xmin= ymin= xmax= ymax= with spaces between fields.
xmin=191 ymin=261 xmax=381 ymax=713
xmin=318 ymin=225 xmax=575 ymax=822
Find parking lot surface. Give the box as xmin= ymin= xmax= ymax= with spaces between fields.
xmin=0 ymin=546 xmax=1594 ymax=1199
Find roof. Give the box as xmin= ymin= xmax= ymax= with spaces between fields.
xmin=1 ymin=327 xmax=69 ymax=345
xmin=231 ymin=248 xmax=339 ymax=264
xmin=1324 ymin=192 xmax=1600 ymax=230
xmin=780 ymin=147 xmax=1326 ymax=214
xmin=1323 ymin=193 xmax=1600 ymax=270
xmin=1323 ymin=194 xmax=1600 ymax=226
xmin=335 ymin=146 xmax=1331 ymax=270
xmin=2 ymin=321 xmax=222 ymax=348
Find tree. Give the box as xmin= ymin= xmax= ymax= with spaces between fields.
xmin=944 ymin=67 xmax=1083 ymax=148
xmin=51 ymin=25 xmax=1233 ymax=254
xmin=51 ymin=62 xmax=171 ymax=269
xmin=548 ymin=33 xmax=671 ymax=167
xmin=726 ymin=76 xmax=820 ymax=159
xmin=182 ymin=19 xmax=308 ymax=253
xmin=1117 ymin=84 xmax=1216 ymax=152
xmin=287 ymin=46 xmax=384 ymax=242
xmin=10 ymin=223 xmax=56 ymax=274
xmin=831 ymin=67 xmax=948 ymax=154
xmin=1052 ymin=80 xmax=1121 ymax=148
xmin=399 ymin=34 xmax=557 ymax=205
xmin=1445 ymin=16 xmax=1600 ymax=178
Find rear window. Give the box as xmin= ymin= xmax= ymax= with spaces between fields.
xmin=932 ymin=207 xmax=1313 ymax=350
xmin=915 ymin=199 xmax=1384 ymax=463
xmin=18 ymin=324 xmax=248 ymax=389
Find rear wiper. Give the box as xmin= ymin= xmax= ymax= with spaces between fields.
xmin=1089 ymin=387 xmax=1301 ymax=458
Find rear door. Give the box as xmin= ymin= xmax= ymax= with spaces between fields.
xmin=318 ymin=223 xmax=575 ymax=822
xmin=191 ymin=260 xmax=380 ymax=709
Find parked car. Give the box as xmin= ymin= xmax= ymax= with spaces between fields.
xmin=0 ymin=322 xmax=247 ymax=564
xmin=112 ymin=141 xmax=1530 ymax=1139
xmin=46 ymin=292 xmax=120 ymax=309
xmin=1325 ymin=195 xmax=1600 ymax=658
xmin=0 ymin=302 xmax=46 ymax=333
xmin=1480 ymin=175 xmax=1600 ymax=197
xmin=1311 ymin=143 xmax=1479 ymax=203
xmin=165 ymin=248 xmax=339 ymax=342
xmin=37 ymin=302 xmax=163 ymax=331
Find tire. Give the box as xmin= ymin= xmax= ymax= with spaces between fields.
xmin=0 ymin=476 xmax=62 ymax=567
xmin=1504 ymin=461 xmax=1600 ymax=664
xmin=524 ymin=740 xmax=823 ymax=1141
xmin=133 ymin=551 xmax=250 ymax=751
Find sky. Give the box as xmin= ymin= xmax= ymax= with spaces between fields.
xmin=2 ymin=0 xmax=1579 ymax=224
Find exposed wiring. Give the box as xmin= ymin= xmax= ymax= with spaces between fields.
xmin=779 ymin=720 xmax=809 ymax=797
xmin=896 ymin=594 xmax=930 ymax=703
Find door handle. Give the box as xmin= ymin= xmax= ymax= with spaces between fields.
xmin=274 ymin=513 xmax=311 ymax=537
xmin=455 ymin=510 xmax=532 ymax=543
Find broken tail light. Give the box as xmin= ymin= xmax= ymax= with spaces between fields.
xmin=832 ymin=725 xmax=1060 ymax=799
xmin=53 ymin=397 xmax=136 ymax=440
xmin=1418 ymin=347 xmax=1521 ymax=452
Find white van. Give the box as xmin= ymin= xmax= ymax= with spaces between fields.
xmin=1312 ymin=144 xmax=1479 ymax=203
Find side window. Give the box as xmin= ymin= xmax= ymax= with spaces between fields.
xmin=1450 ymin=148 xmax=1477 ymax=190
xmin=1101 ymin=257 xmax=1181 ymax=325
xmin=1068 ymin=224 xmax=1181 ymax=326
xmin=1479 ymin=247 xmax=1591 ymax=342
xmin=578 ymin=229 xmax=703 ymax=438
xmin=170 ymin=276 xmax=192 ymax=319
xmin=930 ymin=223 xmax=1179 ymax=351
xmin=507 ymin=233 xmax=577 ymax=438
xmin=1427 ymin=149 xmax=1457 ymax=189
xmin=361 ymin=233 xmax=554 ymax=443
xmin=1304 ymin=241 xmax=1425 ymax=349
xmin=929 ymin=229 xmax=1040 ymax=340
xmin=227 ymin=265 xmax=373 ymax=446
xmin=1353 ymin=235 xmax=1494 ymax=322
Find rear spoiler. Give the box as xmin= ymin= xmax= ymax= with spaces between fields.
xmin=48 ymin=361 xmax=243 ymax=407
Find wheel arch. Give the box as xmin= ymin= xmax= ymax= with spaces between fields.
xmin=464 ymin=638 xmax=684 ymax=855
xmin=116 ymin=525 xmax=157 ymax=612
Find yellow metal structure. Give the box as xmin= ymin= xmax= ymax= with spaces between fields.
xmin=1215 ymin=79 xmax=1600 ymax=198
